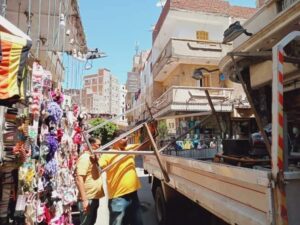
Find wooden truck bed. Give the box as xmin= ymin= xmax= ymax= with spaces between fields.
xmin=143 ymin=154 xmax=273 ymax=225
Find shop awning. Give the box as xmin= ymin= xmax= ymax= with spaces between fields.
xmin=0 ymin=16 xmax=32 ymax=106
xmin=0 ymin=15 xmax=31 ymax=42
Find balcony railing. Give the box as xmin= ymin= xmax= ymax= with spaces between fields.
xmin=153 ymin=38 xmax=232 ymax=81
xmin=152 ymin=86 xmax=234 ymax=118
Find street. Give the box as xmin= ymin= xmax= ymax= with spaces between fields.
xmin=95 ymin=157 xmax=158 ymax=225
xmin=2 ymin=1 xmax=300 ymax=225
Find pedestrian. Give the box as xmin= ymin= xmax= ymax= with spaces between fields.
xmin=75 ymin=137 xmax=103 ymax=225
xmin=99 ymin=130 xmax=144 ymax=225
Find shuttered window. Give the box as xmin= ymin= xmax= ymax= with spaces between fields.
xmin=196 ymin=31 xmax=209 ymax=41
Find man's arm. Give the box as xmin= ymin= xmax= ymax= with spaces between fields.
xmin=75 ymin=154 xmax=90 ymax=213
xmin=75 ymin=174 xmax=89 ymax=212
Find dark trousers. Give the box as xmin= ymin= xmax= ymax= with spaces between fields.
xmin=78 ymin=199 xmax=100 ymax=225
xmin=108 ymin=191 xmax=143 ymax=225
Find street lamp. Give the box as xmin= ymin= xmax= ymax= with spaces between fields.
xmin=192 ymin=67 xmax=219 ymax=80
xmin=223 ymin=21 xmax=252 ymax=44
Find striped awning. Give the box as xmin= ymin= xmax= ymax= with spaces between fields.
xmin=0 ymin=31 xmax=32 ymax=106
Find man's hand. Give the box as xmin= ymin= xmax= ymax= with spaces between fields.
xmin=82 ymin=199 xmax=89 ymax=213
xmin=90 ymin=154 xmax=99 ymax=164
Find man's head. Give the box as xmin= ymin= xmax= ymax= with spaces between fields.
xmin=112 ymin=130 xmax=128 ymax=150
xmin=89 ymin=137 xmax=101 ymax=150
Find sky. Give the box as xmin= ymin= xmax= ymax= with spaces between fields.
xmin=74 ymin=0 xmax=256 ymax=86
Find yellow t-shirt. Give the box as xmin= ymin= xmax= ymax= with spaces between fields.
xmin=76 ymin=152 xmax=104 ymax=199
xmin=99 ymin=144 xmax=141 ymax=199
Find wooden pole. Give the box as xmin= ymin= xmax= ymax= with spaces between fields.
xmin=144 ymin=123 xmax=170 ymax=182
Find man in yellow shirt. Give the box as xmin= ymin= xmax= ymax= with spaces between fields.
xmin=76 ymin=137 xmax=103 ymax=225
xmin=99 ymin=130 xmax=143 ymax=225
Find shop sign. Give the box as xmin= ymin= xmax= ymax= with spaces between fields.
xmin=127 ymin=72 xmax=139 ymax=93
xmin=166 ymin=118 xmax=176 ymax=134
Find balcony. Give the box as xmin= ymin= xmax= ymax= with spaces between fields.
xmin=152 ymin=86 xmax=234 ymax=118
xmin=153 ymin=38 xmax=232 ymax=82
xmin=219 ymin=0 xmax=300 ymax=82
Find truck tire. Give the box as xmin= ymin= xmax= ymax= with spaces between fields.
xmin=155 ymin=186 xmax=170 ymax=225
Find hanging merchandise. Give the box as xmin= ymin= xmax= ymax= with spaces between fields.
xmin=0 ymin=32 xmax=32 ymax=106
xmin=0 ymin=61 xmax=79 ymax=224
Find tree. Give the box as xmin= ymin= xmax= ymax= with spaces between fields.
xmin=89 ymin=118 xmax=118 ymax=145
xmin=158 ymin=120 xmax=168 ymax=140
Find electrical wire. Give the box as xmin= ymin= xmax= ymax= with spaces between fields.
xmin=60 ymin=0 xmax=70 ymax=85
xmin=27 ymin=0 xmax=32 ymax=35
xmin=52 ymin=0 xmax=57 ymax=48
xmin=46 ymin=0 xmax=51 ymax=52
xmin=35 ymin=0 xmax=42 ymax=58
xmin=56 ymin=0 xmax=62 ymax=58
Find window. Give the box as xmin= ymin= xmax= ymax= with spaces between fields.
xmin=196 ymin=31 xmax=209 ymax=41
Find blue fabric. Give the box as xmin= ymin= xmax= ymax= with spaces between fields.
xmin=78 ymin=199 xmax=100 ymax=225
xmin=109 ymin=191 xmax=143 ymax=225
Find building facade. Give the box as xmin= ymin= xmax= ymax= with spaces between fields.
xmin=82 ymin=69 xmax=126 ymax=123
xmin=127 ymin=0 xmax=257 ymax=142
xmin=125 ymin=51 xmax=150 ymax=126
xmin=119 ymin=85 xmax=128 ymax=125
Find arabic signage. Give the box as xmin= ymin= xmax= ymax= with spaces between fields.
xmin=127 ymin=72 xmax=140 ymax=93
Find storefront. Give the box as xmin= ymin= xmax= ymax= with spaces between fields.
xmin=0 ymin=17 xmax=83 ymax=225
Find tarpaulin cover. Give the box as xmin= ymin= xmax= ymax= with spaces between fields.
xmin=0 ymin=32 xmax=32 ymax=106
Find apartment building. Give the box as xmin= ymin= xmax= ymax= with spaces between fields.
xmin=125 ymin=51 xmax=150 ymax=126
xmin=131 ymin=0 xmax=257 ymax=139
xmin=119 ymin=85 xmax=128 ymax=125
xmin=82 ymin=69 xmax=126 ymax=120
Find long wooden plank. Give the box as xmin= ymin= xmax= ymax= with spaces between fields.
xmin=169 ymin=165 xmax=268 ymax=212
xmin=144 ymin=155 xmax=270 ymax=187
xmin=205 ymin=90 xmax=223 ymax=133
xmin=144 ymin=123 xmax=170 ymax=182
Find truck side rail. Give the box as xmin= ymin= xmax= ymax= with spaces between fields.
xmin=144 ymin=154 xmax=273 ymax=225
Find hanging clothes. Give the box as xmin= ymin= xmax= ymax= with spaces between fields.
xmin=0 ymin=32 xmax=32 ymax=106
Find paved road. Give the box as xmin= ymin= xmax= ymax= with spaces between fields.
xmin=95 ymin=157 xmax=158 ymax=225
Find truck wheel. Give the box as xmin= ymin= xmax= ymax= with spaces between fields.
xmin=155 ymin=186 xmax=169 ymax=225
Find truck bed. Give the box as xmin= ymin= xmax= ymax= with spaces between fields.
xmin=143 ymin=153 xmax=273 ymax=225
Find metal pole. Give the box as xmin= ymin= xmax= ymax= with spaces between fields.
xmin=80 ymin=64 xmax=84 ymax=110
xmin=94 ymin=150 xmax=154 ymax=155
xmin=144 ymin=123 xmax=170 ymax=182
xmin=205 ymin=90 xmax=223 ymax=134
xmin=82 ymin=132 xmax=102 ymax=173
xmin=88 ymin=135 xmax=153 ymax=173
xmin=231 ymin=55 xmax=272 ymax=156
xmin=271 ymin=31 xmax=300 ymax=225
xmin=27 ymin=0 xmax=32 ymax=35
xmin=92 ymin=122 xmax=147 ymax=152
xmin=36 ymin=0 xmax=42 ymax=58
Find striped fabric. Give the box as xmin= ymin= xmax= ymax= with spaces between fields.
xmin=0 ymin=32 xmax=32 ymax=106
